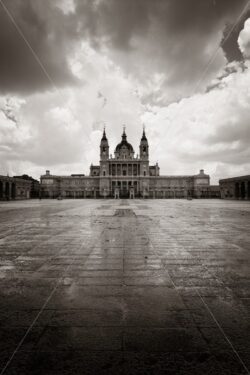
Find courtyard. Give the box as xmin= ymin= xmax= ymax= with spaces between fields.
xmin=0 ymin=199 xmax=250 ymax=374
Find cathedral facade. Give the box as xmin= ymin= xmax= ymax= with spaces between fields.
xmin=40 ymin=128 xmax=217 ymax=199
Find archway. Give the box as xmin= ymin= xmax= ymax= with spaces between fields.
xmin=5 ymin=182 xmax=10 ymax=200
xmin=120 ymin=181 xmax=129 ymax=198
xmin=11 ymin=183 xmax=16 ymax=199
xmin=240 ymin=182 xmax=245 ymax=199
xmin=235 ymin=183 xmax=240 ymax=198
xmin=114 ymin=187 xmax=120 ymax=199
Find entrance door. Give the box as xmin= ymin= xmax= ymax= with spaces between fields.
xmin=120 ymin=181 xmax=129 ymax=198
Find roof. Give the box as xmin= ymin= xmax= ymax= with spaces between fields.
xmin=141 ymin=129 xmax=148 ymax=141
xmin=115 ymin=130 xmax=134 ymax=153
xmin=101 ymin=129 xmax=107 ymax=141
xmin=219 ymin=175 xmax=250 ymax=182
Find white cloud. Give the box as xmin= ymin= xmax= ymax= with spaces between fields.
xmin=238 ymin=18 xmax=250 ymax=58
xmin=54 ymin=0 xmax=76 ymax=15
xmin=143 ymin=61 xmax=250 ymax=183
xmin=1 ymin=43 xmax=250 ymax=184
xmin=1 ymin=10 xmax=250 ymax=185
xmin=0 ymin=42 xmax=143 ymax=179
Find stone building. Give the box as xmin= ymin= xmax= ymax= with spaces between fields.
xmin=40 ymin=128 xmax=217 ymax=199
xmin=220 ymin=175 xmax=250 ymax=200
xmin=0 ymin=175 xmax=37 ymax=200
xmin=14 ymin=175 xmax=40 ymax=198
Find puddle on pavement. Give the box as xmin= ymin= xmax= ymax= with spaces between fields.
xmin=114 ymin=209 xmax=136 ymax=217
xmin=120 ymin=200 xmax=129 ymax=206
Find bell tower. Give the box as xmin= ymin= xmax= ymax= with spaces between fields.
xmin=139 ymin=127 xmax=149 ymax=160
xmin=100 ymin=128 xmax=109 ymax=161
xmin=99 ymin=127 xmax=110 ymax=196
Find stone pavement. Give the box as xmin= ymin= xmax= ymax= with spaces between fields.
xmin=0 ymin=199 xmax=250 ymax=375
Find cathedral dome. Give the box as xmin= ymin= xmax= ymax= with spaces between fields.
xmin=115 ymin=140 xmax=134 ymax=153
xmin=115 ymin=129 xmax=134 ymax=153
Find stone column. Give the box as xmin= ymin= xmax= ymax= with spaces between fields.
xmin=2 ymin=181 xmax=6 ymax=200
xmin=8 ymin=183 xmax=12 ymax=200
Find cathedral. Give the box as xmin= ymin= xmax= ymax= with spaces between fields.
xmin=40 ymin=128 xmax=218 ymax=199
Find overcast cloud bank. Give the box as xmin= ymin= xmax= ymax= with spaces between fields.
xmin=0 ymin=0 xmax=250 ymax=183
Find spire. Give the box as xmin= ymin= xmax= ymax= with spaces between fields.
xmin=101 ymin=126 xmax=107 ymax=141
xmin=122 ymin=125 xmax=127 ymax=141
xmin=100 ymin=126 xmax=109 ymax=160
xmin=141 ymin=125 xmax=147 ymax=141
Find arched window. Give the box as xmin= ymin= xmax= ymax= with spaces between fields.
xmin=144 ymin=171 xmax=146 ymax=176
xmin=103 ymin=171 xmax=106 ymax=176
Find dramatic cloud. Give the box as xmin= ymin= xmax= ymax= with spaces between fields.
xmin=0 ymin=0 xmax=250 ymax=183
xmin=0 ymin=0 xmax=249 ymax=98
xmin=74 ymin=0 xmax=250 ymax=104
xmin=0 ymin=0 xmax=79 ymax=94
xmin=144 ymin=57 xmax=250 ymax=182
xmin=0 ymin=43 xmax=143 ymax=177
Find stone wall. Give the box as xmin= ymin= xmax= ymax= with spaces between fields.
xmin=40 ymin=173 xmax=100 ymax=198
xmin=40 ymin=169 xmax=220 ymax=199
xmin=0 ymin=176 xmax=33 ymax=200
xmin=220 ymin=176 xmax=250 ymax=200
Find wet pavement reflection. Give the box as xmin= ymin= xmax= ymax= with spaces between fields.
xmin=0 ymin=199 xmax=250 ymax=374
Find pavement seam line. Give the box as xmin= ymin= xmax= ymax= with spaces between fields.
xmin=139 ymin=216 xmax=250 ymax=375
xmin=0 ymin=214 xmax=104 ymax=375
xmin=0 ymin=271 xmax=65 ymax=374
xmin=195 ymin=289 xmax=250 ymax=375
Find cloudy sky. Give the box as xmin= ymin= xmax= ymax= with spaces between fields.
xmin=1 ymin=0 xmax=250 ymax=183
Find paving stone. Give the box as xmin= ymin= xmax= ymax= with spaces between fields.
xmin=0 ymin=199 xmax=250 ymax=374
xmin=123 ymin=327 xmax=207 ymax=352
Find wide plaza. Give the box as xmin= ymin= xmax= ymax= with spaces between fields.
xmin=0 ymin=199 xmax=250 ymax=374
